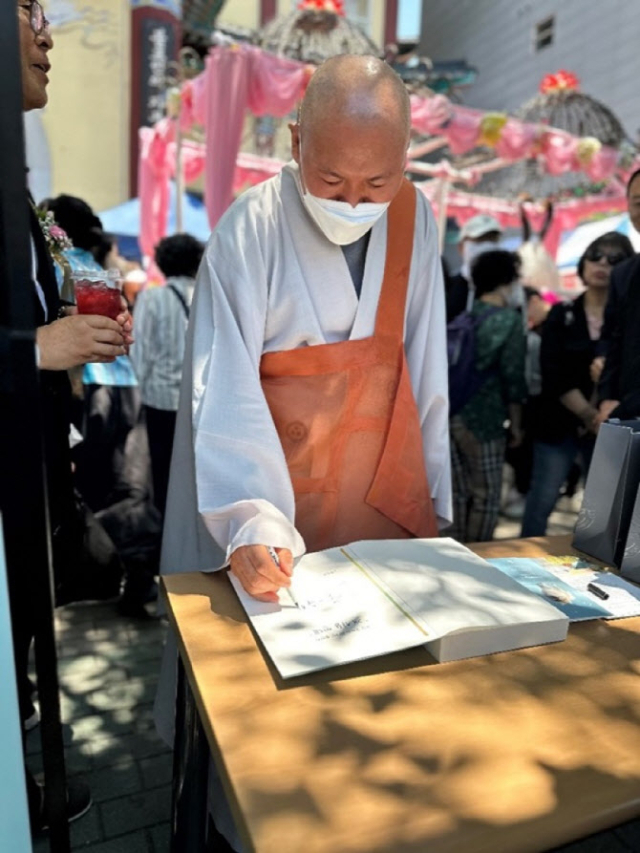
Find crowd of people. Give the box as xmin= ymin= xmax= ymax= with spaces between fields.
xmin=444 ymin=177 xmax=640 ymax=544
xmin=6 ymin=1 xmax=640 ymax=846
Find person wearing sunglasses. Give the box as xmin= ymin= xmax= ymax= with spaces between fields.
xmin=521 ymin=232 xmax=634 ymax=537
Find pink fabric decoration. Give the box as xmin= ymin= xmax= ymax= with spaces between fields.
xmin=203 ymin=47 xmax=252 ymax=230
xmin=167 ymin=140 xmax=206 ymax=184
xmin=137 ymin=43 xmax=626 ymax=258
xmin=541 ymin=131 xmax=578 ymax=176
xmin=203 ymin=45 xmax=307 ymax=229
xmin=138 ymin=118 xmax=175 ymax=260
xmin=409 ymin=94 xmax=451 ymax=135
xmin=444 ymin=107 xmax=482 ymax=155
xmin=422 ymin=183 xmax=627 ymax=259
xmin=179 ymin=80 xmax=196 ymax=132
xmin=233 ymin=153 xmax=285 ymax=194
xmin=496 ymin=120 xmax=537 ymax=161
xmin=191 ymin=73 xmax=208 ymax=126
xmin=247 ymin=49 xmax=309 ymax=116
xmin=584 ymin=146 xmax=618 ymax=182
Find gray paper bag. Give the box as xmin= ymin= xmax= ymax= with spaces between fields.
xmin=621 ymin=485 xmax=640 ymax=581
xmin=573 ymin=419 xmax=640 ymax=567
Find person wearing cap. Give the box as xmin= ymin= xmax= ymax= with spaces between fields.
xmin=445 ymin=214 xmax=503 ymax=323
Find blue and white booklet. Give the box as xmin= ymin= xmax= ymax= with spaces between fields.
xmin=488 ymin=555 xmax=640 ymax=622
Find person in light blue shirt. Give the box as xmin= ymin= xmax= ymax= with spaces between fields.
xmin=129 ymin=234 xmax=203 ymax=516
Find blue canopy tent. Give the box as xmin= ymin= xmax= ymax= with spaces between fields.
xmin=98 ymin=183 xmax=211 ymax=261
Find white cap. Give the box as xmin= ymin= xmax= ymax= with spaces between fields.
xmin=457 ymin=214 xmax=503 ymax=242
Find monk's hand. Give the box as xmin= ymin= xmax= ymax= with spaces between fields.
xmin=229 ymin=545 xmax=294 ymax=603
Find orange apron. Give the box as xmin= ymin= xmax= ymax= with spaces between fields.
xmin=260 ymin=180 xmax=438 ymax=553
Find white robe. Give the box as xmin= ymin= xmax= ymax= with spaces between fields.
xmin=155 ymin=163 xmax=452 ymax=850
xmin=160 ymin=163 xmax=451 ymax=578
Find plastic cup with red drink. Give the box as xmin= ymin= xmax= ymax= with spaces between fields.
xmin=72 ymin=269 xmax=123 ymax=320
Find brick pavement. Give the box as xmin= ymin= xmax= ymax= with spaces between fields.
xmin=25 ymin=494 xmax=640 ymax=852
xmin=28 ymin=604 xmax=172 ymax=853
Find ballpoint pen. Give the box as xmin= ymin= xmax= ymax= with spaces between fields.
xmin=268 ymin=546 xmax=300 ymax=607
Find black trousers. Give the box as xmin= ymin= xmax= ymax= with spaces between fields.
xmin=144 ymin=405 xmax=177 ymax=517
xmin=74 ymin=384 xmax=141 ymax=513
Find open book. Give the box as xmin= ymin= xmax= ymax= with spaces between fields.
xmin=229 ymin=538 xmax=569 ymax=678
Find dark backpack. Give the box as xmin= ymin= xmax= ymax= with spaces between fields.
xmin=447 ymin=306 xmax=500 ymax=417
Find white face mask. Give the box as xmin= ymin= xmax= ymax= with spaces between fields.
xmin=504 ymin=281 xmax=525 ymax=310
xmin=301 ymin=193 xmax=390 ymax=245
xmin=296 ymin=148 xmax=389 ymax=245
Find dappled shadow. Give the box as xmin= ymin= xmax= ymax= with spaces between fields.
xmin=163 ymin=557 xmax=640 ymax=851
xmin=29 ymin=600 xmax=170 ymax=815
xmin=218 ymin=620 xmax=640 ymax=849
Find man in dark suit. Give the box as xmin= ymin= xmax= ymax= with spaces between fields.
xmin=1 ymin=0 xmax=132 ymax=831
xmin=596 ymin=259 xmax=640 ymax=420
xmin=597 ymin=168 xmax=640 ymax=421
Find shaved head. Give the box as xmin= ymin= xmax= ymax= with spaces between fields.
xmin=300 ymin=55 xmax=410 ymax=143
xmin=290 ymin=55 xmax=410 ymax=207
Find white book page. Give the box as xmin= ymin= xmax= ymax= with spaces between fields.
xmin=228 ymin=547 xmax=431 ymax=678
xmin=349 ymin=538 xmax=567 ymax=635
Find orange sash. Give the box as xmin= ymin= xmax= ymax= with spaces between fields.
xmin=260 ymin=180 xmax=437 ymax=552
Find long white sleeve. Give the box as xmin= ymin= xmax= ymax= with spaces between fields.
xmin=186 ymin=166 xmax=452 ymax=567
xmin=404 ymin=199 xmax=452 ymax=527
xmin=190 ymin=212 xmax=306 ymax=565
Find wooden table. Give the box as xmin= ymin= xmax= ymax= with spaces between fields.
xmin=163 ymin=536 xmax=640 ymax=853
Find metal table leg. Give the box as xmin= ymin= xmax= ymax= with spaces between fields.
xmin=171 ymin=655 xmax=209 ymax=852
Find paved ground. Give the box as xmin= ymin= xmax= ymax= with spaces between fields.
xmin=28 ymin=606 xmax=172 ymax=853
xmin=25 ymin=491 xmax=640 ymax=852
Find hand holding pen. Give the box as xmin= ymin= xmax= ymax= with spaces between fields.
xmin=229 ymin=544 xmax=294 ymax=603
xmin=268 ymin=547 xmax=300 ymax=608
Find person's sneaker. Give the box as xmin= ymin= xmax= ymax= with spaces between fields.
xmin=34 ymin=779 xmax=92 ymax=833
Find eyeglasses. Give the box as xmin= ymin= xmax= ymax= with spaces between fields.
xmin=19 ymin=1 xmax=49 ymax=36
xmin=584 ymin=249 xmax=628 ymax=266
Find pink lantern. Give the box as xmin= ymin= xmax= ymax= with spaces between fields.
xmin=584 ymin=146 xmax=618 ymax=181
xmin=540 ymin=131 xmax=578 ymax=176
xmin=496 ymin=120 xmax=536 ymax=161
xmin=445 ymin=107 xmax=482 ymax=155
xmin=409 ymin=94 xmax=452 ymax=136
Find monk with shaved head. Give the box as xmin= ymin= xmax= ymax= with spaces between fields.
xmin=158 ymin=52 xmax=451 ymax=846
xmin=161 ymin=51 xmax=451 ymax=595
xmin=292 ymin=56 xmax=410 ymax=226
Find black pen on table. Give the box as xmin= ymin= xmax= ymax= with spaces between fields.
xmin=268 ymin=546 xmax=300 ymax=608
xmin=587 ymin=582 xmax=609 ymax=600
